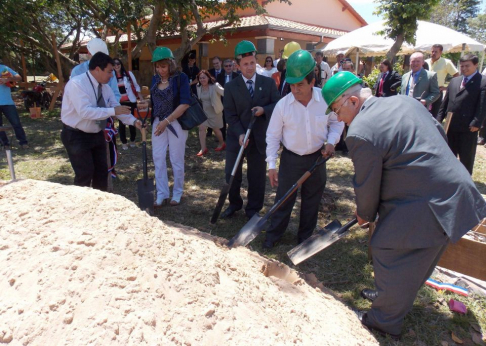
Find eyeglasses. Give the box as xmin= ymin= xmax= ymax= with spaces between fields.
xmin=114 ymin=62 xmax=121 ymax=66
xmin=265 ymin=60 xmax=272 ymax=62
xmin=224 ymin=65 xmax=232 ymax=67
xmin=332 ymin=96 xmax=351 ymax=115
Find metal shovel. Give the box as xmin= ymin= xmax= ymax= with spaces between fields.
xmin=287 ymin=218 xmax=358 ymax=265
xmin=227 ymin=155 xmax=331 ymax=248
xmin=135 ymin=103 xmax=155 ymax=215
xmin=210 ymin=110 xmax=257 ymax=224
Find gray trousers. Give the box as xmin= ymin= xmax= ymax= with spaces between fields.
xmin=366 ymin=242 xmax=449 ymax=335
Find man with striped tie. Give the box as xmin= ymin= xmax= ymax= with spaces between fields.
xmin=437 ymin=54 xmax=486 ymax=174
xmin=221 ymin=40 xmax=280 ymax=220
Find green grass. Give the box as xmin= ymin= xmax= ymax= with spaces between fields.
xmin=1 ymin=108 xmax=486 ymax=346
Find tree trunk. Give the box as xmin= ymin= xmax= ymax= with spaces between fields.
xmin=131 ymin=1 xmax=164 ymax=59
xmin=386 ymin=33 xmax=405 ymax=61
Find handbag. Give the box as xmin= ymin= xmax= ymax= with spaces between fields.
xmin=176 ymin=74 xmax=208 ymax=130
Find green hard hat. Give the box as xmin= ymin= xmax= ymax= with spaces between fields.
xmin=152 ymin=47 xmax=174 ymax=63
xmin=285 ymin=50 xmax=316 ymax=84
xmin=321 ymin=71 xmax=362 ymax=113
xmin=235 ymin=41 xmax=257 ymax=59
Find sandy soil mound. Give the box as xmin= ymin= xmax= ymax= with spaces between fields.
xmin=0 ymin=180 xmax=378 ymax=346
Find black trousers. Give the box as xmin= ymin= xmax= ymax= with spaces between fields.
xmin=225 ymin=135 xmax=266 ymax=217
xmin=265 ymin=148 xmax=326 ymax=244
xmin=447 ymin=130 xmax=477 ymax=175
xmin=429 ymin=95 xmax=442 ymax=118
xmin=61 ymin=126 xmax=108 ymax=191
xmin=119 ymin=102 xmax=136 ymax=144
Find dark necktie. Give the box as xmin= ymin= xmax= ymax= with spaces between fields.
xmin=95 ymin=84 xmax=107 ymax=131
xmin=247 ymin=80 xmax=254 ymax=98
xmin=461 ymin=77 xmax=469 ymax=89
xmin=97 ymin=84 xmax=106 ymax=107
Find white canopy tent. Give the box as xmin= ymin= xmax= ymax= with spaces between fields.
xmin=322 ymin=20 xmax=485 ymax=72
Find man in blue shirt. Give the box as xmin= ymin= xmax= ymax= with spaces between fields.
xmin=71 ymin=38 xmax=121 ymax=102
xmin=0 ymin=61 xmax=29 ymax=149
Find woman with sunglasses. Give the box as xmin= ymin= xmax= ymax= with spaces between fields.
xmin=113 ymin=58 xmax=144 ymax=150
xmin=261 ymin=56 xmax=277 ymax=77
xmin=195 ymin=70 xmax=225 ymax=156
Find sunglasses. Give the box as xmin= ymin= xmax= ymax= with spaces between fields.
xmin=114 ymin=62 xmax=121 ymax=66
xmin=265 ymin=60 xmax=272 ymax=62
xmin=224 ymin=65 xmax=232 ymax=67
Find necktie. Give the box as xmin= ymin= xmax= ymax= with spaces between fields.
xmin=96 ymin=84 xmax=106 ymax=131
xmin=378 ymin=72 xmax=386 ymax=96
xmin=226 ymin=74 xmax=230 ymax=83
xmin=97 ymin=84 xmax=106 ymax=107
xmin=461 ymin=77 xmax=469 ymax=89
xmin=247 ymin=80 xmax=254 ymax=98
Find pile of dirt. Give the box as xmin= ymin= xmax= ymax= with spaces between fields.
xmin=0 ymin=180 xmax=378 ymax=345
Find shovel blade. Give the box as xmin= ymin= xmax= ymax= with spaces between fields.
xmin=227 ymin=214 xmax=266 ymax=248
xmin=137 ymin=178 xmax=155 ymax=215
xmin=210 ymin=182 xmax=230 ymax=224
xmin=287 ymin=219 xmax=345 ymax=265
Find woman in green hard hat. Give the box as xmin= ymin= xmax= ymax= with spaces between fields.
xmin=150 ymin=47 xmax=191 ymax=207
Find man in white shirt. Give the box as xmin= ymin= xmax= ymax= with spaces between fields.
xmin=315 ymin=51 xmax=332 ymax=86
xmin=263 ymin=50 xmax=344 ymax=249
xmin=331 ymin=51 xmax=345 ymax=75
xmin=61 ymin=52 xmax=142 ymax=191
xmin=425 ymin=44 xmax=459 ymax=118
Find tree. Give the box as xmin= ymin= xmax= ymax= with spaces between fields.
xmin=374 ymin=0 xmax=441 ymax=60
xmin=429 ymin=0 xmax=481 ymax=34
xmin=0 ymin=0 xmax=290 ymax=78
xmin=467 ymin=9 xmax=486 ymax=43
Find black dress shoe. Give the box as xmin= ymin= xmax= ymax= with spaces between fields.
xmin=354 ymin=310 xmax=401 ymax=341
xmin=245 ymin=211 xmax=259 ymax=220
xmin=221 ymin=205 xmax=241 ymax=219
xmin=360 ymin=288 xmax=379 ymax=302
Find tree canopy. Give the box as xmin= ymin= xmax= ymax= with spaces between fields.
xmin=0 ymin=0 xmax=288 ymax=78
xmin=374 ymin=0 xmax=441 ymax=60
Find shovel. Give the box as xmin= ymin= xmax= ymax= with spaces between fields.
xmin=227 ymin=155 xmax=331 ymax=248
xmin=210 ymin=110 xmax=257 ymax=224
xmin=135 ymin=102 xmax=155 ymax=215
xmin=287 ymin=218 xmax=358 ymax=265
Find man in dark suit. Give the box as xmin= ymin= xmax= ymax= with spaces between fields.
xmin=373 ymin=59 xmax=401 ymax=97
xmin=216 ymin=59 xmax=239 ymax=141
xmin=221 ymin=41 xmax=280 ymax=220
xmin=208 ymin=56 xmax=223 ymax=80
xmin=437 ymin=54 xmax=486 ymax=174
xmin=400 ymin=51 xmax=440 ymax=108
xmin=216 ymin=59 xmax=239 ymax=86
xmin=322 ymin=71 xmax=486 ymax=340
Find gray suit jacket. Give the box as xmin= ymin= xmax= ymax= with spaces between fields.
xmin=346 ymin=95 xmax=486 ymax=248
xmin=400 ymin=69 xmax=440 ymax=106
xmin=223 ymin=74 xmax=280 ymax=154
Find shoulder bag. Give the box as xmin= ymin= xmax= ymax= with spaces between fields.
xmin=176 ymin=73 xmax=208 ymax=130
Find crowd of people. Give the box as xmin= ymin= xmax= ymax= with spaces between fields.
xmin=2 ymin=35 xmax=485 ymax=341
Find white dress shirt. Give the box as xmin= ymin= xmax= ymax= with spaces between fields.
xmin=242 ymin=73 xmax=257 ymax=90
xmin=320 ymin=61 xmax=332 ymax=84
xmin=61 ymin=71 xmax=136 ymax=133
xmin=266 ymin=87 xmax=344 ymax=169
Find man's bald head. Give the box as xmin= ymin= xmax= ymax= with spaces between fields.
xmin=410 ymin=52 xmax=424 ymax=73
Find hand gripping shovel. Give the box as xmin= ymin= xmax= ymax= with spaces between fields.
xmin=227 ymin=155 xmax=332 ymax=248
xmin=287 ymin=218 xmax=358 ymax=265
xmin=210 ymin=110 xmax=257 ymax=224
xmin=135 ymin=102 xmax=155 ymax=215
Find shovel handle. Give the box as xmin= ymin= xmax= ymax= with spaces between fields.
xmin=230 ymin=110 xmax=257 ymax=177
xmin=141 ymin=126 xmax=147 ymax=142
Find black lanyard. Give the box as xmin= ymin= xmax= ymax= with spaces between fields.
xmin=86 ymin=72 xmax=100 ymax=101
